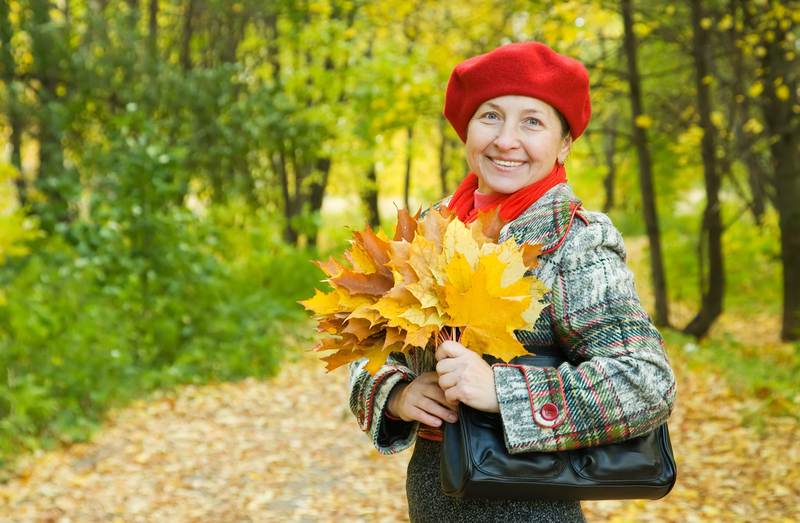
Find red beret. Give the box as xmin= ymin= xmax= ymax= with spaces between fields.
xmin=444 ymin=42 xmax=591 ymax=142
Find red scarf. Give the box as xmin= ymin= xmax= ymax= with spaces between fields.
xmin=447 ymin=163 xmax=567 ymax=223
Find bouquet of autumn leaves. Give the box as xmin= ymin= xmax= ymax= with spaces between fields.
xmin=300 ymin=206 xmax=549 ymax=375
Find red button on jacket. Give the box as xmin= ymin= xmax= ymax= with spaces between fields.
xmin=540 ymin=403 xmax=559 ymax=421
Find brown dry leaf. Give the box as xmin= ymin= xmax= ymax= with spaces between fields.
xmin=393 ymin=207 xmax=421 ymax=242
xmin=468 ymin=207 xmax=508 ymax=246
xmin=341 ymin=317 xmax=381 ymax=342
xmin=417 ymin=204 xmax=451 ymax=248
xmin=313 ymin=256 xmax=346 ymax=278
xmin=329 ymin=267 xmax=393 ymax=296
xmin=521 ymin=242 xmax=543 ymax=270
xmin=387 ymin=241 xmax=417 ymax=287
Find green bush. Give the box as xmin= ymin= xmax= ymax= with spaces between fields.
xmin=0 ymin=205 xmax=319 ymax=464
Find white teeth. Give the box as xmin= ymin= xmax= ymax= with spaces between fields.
xmin=492 ymin=159 xmax=524 ymax=167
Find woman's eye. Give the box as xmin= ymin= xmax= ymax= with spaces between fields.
xmin=485 ymin=113 xmax=499 ymax=120
xmin=526 ymin=118 xmax=540 ymax=126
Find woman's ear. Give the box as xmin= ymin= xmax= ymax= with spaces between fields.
xmin=558 ymin=134 xmax=574 ymax=165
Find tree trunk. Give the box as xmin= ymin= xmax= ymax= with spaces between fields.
xmin=223 ymin=14 xmax=242 ymax=64
xmin=29 ymin=0 xmax=71 ymax=231
xmin=148 ymin=0 xmax=158 ymax=57
xmin=759 ymin=22 xmax=800 ymax=341
xmin=180 ymin=0 xmax=196 ymax=72
xmin=620 ymin=0 xmax=670 ymax=327
xmin=362 ymin=164 xmax=381 ymax=230
xmin=404 ymin=127 xmax=413 ymax=209
xmin=307 ymin=157 xmax=332 ymax=247
xmin=0 ymin=0 xmax=23 ymax=201
xmin=274 ymin=146 xmax=297 ymax=245
xmin=265 ymin=13 xmax=280 ymax=79
xmin=728 ymin=0 xmax=766 ymax=223
xmin=602 ymin=114 xmax=618 ymax=213
xmin=9 ymin=108 xmax=23 ymax=177
xmin=439 ymin=115 xmax=450 ymax=198
xmin=683 ymin=0 xmax=725 ymax=338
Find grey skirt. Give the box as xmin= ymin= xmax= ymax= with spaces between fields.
xmin=406 ymin=438 xmax=587 ymax=523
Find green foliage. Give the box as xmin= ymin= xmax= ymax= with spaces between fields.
xmin=653 ymin=202 xmax=782 ymax=315
xmin=663 ymin=329 xmax=800 ymax=420
xmin=0 ymin=207 xmax=319 ymax=462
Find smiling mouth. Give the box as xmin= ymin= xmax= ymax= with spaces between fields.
xmin=491 ymin=158 xmax=525 ymax=167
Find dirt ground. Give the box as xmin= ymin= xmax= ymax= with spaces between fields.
xmin=1 ymin=350 xmax=798 ymax=522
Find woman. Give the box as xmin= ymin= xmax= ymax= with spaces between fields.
xmin=348 ymin=42 xmax=676 ymax=522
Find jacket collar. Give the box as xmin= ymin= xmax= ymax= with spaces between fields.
xmin=499 ymin=183 xmax=583 ymax=253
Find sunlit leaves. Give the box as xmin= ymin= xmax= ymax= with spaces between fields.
xmin=0 ymin=164 xmax=40 ymax=265
xmin=776 ymin=84 xmax=791 ymax=101
xmin=635 ymin=114 xmax=654 ymax=128
xmin=301 ymin=207 xmax=549 ymax=374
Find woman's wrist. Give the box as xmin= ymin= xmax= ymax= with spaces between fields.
xmin=386 ymin=382 xmax=410 ymax=419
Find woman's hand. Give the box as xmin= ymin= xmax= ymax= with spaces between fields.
xmin=386 ymin=372 xmax=459 ymax=427
xmin=435 ymin=340 xmax=500 ymax=413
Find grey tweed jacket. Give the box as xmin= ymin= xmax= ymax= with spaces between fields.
xmin=348 ymin=183 xmax=676 ymax=455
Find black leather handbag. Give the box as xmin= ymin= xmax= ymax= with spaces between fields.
xmin=440 ymin=351 xmax=677 ymax=501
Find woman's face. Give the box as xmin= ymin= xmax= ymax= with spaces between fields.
xmin=465 ymin=95 xmax=573 ymax=195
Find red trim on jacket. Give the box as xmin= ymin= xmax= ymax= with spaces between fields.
xmin=364 ymin=366 xmax=408 ymax=432
xmin=541 ymin=204 xmax=587 ymax=254
xmin=494 ymin=363 xmax=567 ymax=429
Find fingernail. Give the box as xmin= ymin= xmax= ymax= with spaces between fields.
xmin=449 ymin=414 xmax=457 ymax=422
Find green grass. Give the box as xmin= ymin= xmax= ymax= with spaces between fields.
xmin=662 ymin=329 xmax=800 ymax=420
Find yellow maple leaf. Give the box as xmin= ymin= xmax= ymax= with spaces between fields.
xmin=300 ymin=288 xmax=341 ymax=315
xmin=480 ymin=249 xmax=532 ymax=298
xmin=345 ymin=240 xmax=377 ymax=274
xmin=493 ymin=240 xmax=530 ymax=287
xmin=442 ymin=217 xmax=480 ymax=268
xmin=399 ymin=305 xmax=448 ymax=328
xmin=442 ymin=261 xmax=533 ymax=362
xmin=444 ymin=252 xmax=474 ymax=294
xmin=362 ymin=344 xmax=400 ymax=375
xmin=406 ymin=234 xmax=446 ymax=307
xmin=346 ymin=307 xmax=383 ymax=326
xmin=370 ymin=296 xmax=422 ymax=333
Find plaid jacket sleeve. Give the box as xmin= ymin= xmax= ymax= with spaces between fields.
xmin=348 ymin=347 xmax=435 ymax=455
xmin=494 ymin=215 xmax=677 ymax=454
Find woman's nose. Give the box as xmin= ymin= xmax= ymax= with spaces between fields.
xmin=493 ymin=123 xmax=520 ymax=150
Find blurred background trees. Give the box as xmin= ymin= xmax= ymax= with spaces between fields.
xmin=1 ymin=0 xmax=798 ymax=463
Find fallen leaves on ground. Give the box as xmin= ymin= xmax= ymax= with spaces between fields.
xmin=1 ymin=352 xmax=798 ymax=522
xmin=0 ymin=354 xmax=410 ymax=523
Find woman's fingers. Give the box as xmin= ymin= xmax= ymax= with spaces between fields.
xmin=406 ymin=403 xmax=456 ymax=427
xmin=418 ymin=397 xmax=459 ymax=424
xmin=435 ymin=340 xmax=470 ymax=361
xmin=435 ymin=351 xmax=501 ymax=413
xmin=436 ymin=367 xmax=459 ymax=390
xmin=415 ymin=373 xmax=460 ymax=413
xmin=391 ymin=372 xmax=459 ymax=425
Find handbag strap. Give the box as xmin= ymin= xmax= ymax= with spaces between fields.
xmin=482 ymin=344 xmax=569 ymax=369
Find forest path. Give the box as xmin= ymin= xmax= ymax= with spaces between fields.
xmin=1 ymin=351 xmax=798 ymax=522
